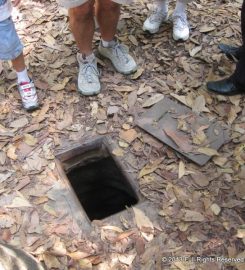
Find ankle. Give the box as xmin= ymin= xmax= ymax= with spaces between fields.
xmin=174 ymin=1 xmax=187 ymax=15
xmin=101 ymin=38 xmax=117 ymax=48
xmin=155 ymin=0 xmax=168 ymax=13
xmin=16 ymin=68 xmax=30 ymax=84
xmin=77 ymin=52 xmax=95 ymax=63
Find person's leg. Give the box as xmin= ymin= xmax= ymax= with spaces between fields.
xmin=143 ymin=0 xmax=169 ymax=34
xmin=68 ymin=0 xmax=95 ymax=56
xmin=174 ymin=0 xmax=189 ymax=15
xmin=11 ymin=52 xmax=25 ymax=72
xmin=95 ymin=0 xmax=120 ymax=42
xmin=11 ymin=53 xmax=30 ymax=83
xmin=0 ymin=17 xmax=39 ymax=110
xmin=172 ymin=0 xmax=191 ymax=41
xmin=231 ymin=0 xmax=245 ymax=87
xmin=206 ymin=0 xmax=245 ymax=95
xmin=68 ymin=0 xmax=101 ymax=95
xmin=96 ymin=0 xmax=137 ymax=74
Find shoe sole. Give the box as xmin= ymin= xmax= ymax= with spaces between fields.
xmin=142 ymin=17 xmax=169 ymax=34
xmin=173 ymin=33 xmax=189 ymax=41
xmin=78 ymin=89 xmax=101 ymax=96
xmin=142 ymin=25 xmax=160 ymax=34
xmin=25 ymin=104 xmax=39 ymax=112
xmin=206 ymin=87 xmax=243 ymax=96
xmin=98 ymin=52 xmax=138 ymax=75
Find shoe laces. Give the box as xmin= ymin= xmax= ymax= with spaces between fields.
xmin=173 ymin=14 xmax=188 ymax=29
xmin=19 ymin=82 xmax=36 ymax=100
xmin=81 ymin=61 xmax=99 ymax=83
xmin=149 ymin=9 xmax=166 ymax=23
xmin=112 ymin=43 xmax=130 ymax=64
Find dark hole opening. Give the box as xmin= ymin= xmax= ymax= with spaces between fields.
xmin=66 ymin=156 xmax=139 ymax=221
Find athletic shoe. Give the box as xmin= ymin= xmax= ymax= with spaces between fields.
xmin=77 ymin=53 xmax=101 ymax=96
xmin=18 ymin=80 xmax=39 ymax=111
xmin=172 ymin=12 xmax=189 ymax=41
xmin=98 ymin=40 xmax=137 ymax=75
xmin=143 ymin=9 xmax=168 ymax=34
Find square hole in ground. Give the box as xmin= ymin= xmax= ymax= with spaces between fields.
xmin=57 ymin=137 xmax=139 ymax=221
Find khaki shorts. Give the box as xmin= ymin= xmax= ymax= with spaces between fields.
xmin=59 ymin=0 xmax=133 ymax=9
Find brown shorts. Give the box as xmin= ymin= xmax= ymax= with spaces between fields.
xmin=59 ymin=0 xmax=133 ymax=9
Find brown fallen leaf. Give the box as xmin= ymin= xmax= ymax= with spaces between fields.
xmin=43 ymin=204 xmax=58 ymax=217
xmin=199 ymin=25 xmax=216 ymax=33
xmin=197 ymin=147 xmax=219 ymax=156
xmin=131 ymin=67 xmax=144 ymax=80
xmin=128 ymin=35 xmax=138 ymax=46
xmin=112 ymin=148 xmax=124 ymax=157
xmin=210 ymin=203 xmax=221 ymax=216
xmin=7 ymin=192 xmax=32 ymax=208
xmin=163 ymin=128 xmax=193 ymax=153
xmin=142 ymin=94 xmax=164 ymax=108
xmin=68 ymin=251 xmax=91 ymax=260
xmin=119 ymin=129 xmax=138 ymax=143
xmin=113 ymin=230 xmax=135 ymax=243
xmin=138 ymin=157 xmax=164 ymax=178
xmin=128 ymin=90 xmax=137 ymax=110
xmin=118 ymin=253 xmax=137 ymax=266
xmin=189 ymin=45 xmax=202 ymax=57
xmin=192 ymin=95 xmax=210 ymax=113
xmin=0 ymin=151 xmax=6 ymax=165
xmin=7 ymin=144 xmax=17 ymax=160
xmin=234 ymin=181 xmax=245 ymax=200
xmin=42 ymin=254 xmax=62 ymax=269
xmin=182 ymin=209 xmax=205 ymax=222
xmin=79 ymin=258 xmax=92 ymax=269
xmin=170 ymin=93 xmax=190 ymax=107
xmin=191 ymin=172 xmax=210 ymax=187
xmin=24 ymin=134 xmax=37 ymax=146
xmin=178 ymin=161 xmax=185 ymax=179
xmin=133 ymin=207 xmax=154 ymax=241
xmin=34 ymin=102 xmax=50 ymax=124
xmin=115 ymin=85 xmax=135 ymax=92
xmin=10 ymin=117 xmax=29 ymax=129
xmin=56 ymin=108 xmax=74 ymax=130
xmin=50 ymin=77 xmax=70 ymax=91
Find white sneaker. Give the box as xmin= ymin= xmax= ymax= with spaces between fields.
xmin=18 ymin=80 xmax=39 ymax=111
xmin=98 ymin=40 xmax=137 ymax=75
xmin=172 ymin=13 xmax=189 ymax=41
xmin=77 ymin=53 xmax=101 ymax=96
xmin=143 ymin=9 xmax=168 ymax=34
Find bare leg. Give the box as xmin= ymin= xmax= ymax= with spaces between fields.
xmin=96 ymin=0 xmax=120 ymax=42
xmin=11 ymin=53 xmax=25 ymax=72
xmin=68 ymin=0 xmax=95 ymax=56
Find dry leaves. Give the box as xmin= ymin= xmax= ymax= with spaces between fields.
xmin=163 ymin=128 xmax=193 ymax=153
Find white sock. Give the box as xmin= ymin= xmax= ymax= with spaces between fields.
xmin=155 ymin=0 xmax=168 ymax=14
xmin=101 ymin=38 xmax=116 ymax=48
xmin=17 ymin=68 xmax=30 ymax=84
xmin=174 ymin=0 xmax=187 ymax=15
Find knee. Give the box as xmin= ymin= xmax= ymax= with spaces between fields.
xmin=98 ymin=0 xmax=120 ymax=13
xmin=69 ymin=0 xmax=95 ymax=22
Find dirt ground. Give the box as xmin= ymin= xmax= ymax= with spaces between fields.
xmin=0 ymin=0 xmax=244 ymax=269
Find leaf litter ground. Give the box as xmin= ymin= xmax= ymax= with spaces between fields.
xmin=0 ymin=0 xmax=244 ymax=269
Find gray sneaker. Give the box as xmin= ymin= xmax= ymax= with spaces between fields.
xmin=18 ymin=80 xmax=39 ymax=111
xmin=143 ymin=9 xmax=168 ymax=34
xmin=77 ymin=53 xmax=101 ymax=96
xmin=98 ymin=40 xmax=137 ymax=75
xmin=172 ymin=12 xmax=189 ymax=41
